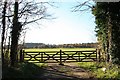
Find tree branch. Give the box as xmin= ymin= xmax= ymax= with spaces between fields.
xmin=72 ymin=0 xmax=94 ymax=12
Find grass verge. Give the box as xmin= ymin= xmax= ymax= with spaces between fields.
xmin=78 ymin=62 xmax=120 ymax=79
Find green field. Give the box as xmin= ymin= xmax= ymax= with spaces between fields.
xmin=23 ymin=48 xmax=96 ymax=52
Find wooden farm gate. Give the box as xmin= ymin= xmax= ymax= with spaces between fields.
xmin=19 ymin=49 xmax=100 ymax=65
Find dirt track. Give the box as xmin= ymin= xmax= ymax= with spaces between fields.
xmin=38 ymin=63 xmax=97 ymax=80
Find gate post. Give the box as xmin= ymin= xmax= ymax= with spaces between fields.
xmin=96 ymin=49 xmax=97 ymax=61
xmin=20 ymin=49 xmax=24 ymax=62
xmin=97 ymin=49 xmax=101 ymax=62
xmin=20 ymin=49 xmax=23 ymax=62
xmin=59 ymin=50 xmax=64 ymax=65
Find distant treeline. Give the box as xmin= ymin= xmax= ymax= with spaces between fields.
xmin=22 ymin=43 xmax=98 ymax=48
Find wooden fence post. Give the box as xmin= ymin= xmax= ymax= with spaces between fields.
xmin=98 ymin=49 xmax=101 ymax=62
xmin=20 ymin=49 xmax=22 ymax=62
xmin=96 ymin=49 xmax=97 ymax=61
xmin=20 ymin=49 xmax=24 ymax=62
xmin=59 ymin=50 xmax=64 ymax=65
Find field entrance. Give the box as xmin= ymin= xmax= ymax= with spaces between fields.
xmin=20 ymin=48 xmax=99 ymax=64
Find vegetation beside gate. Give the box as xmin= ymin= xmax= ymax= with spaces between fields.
xmin=78 ymin=62 xmax=120 ymax=79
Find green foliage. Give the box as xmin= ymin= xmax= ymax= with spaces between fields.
xmin=92 ymin=2 xmax=120 ymax=64
xmin=92 ymin=3 xmax=109 ymax=57
xmin=95 ymin=63 xmax=119 ymax=79
xmin=78 ymin=62 xmax=120 ymax=79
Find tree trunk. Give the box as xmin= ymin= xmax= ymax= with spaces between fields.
xmin=1 ymin=1 xmax=7 ymax=65
xmin=10 ymin=2 xmax=19 ymax=67
xmin=107 ymin=13 xmax=112 ymax=62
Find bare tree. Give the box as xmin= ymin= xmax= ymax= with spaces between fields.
xmin=14 ymin=0 xmax=53 ymax=66
xmin=10 ymin=0 xmax=19 ymax=66
xmin=1 ymin=0 xmax=7 ymax=65
xmin=0 ymin=0 xmax=54 ymax=66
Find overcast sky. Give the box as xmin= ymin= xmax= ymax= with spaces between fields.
xmin=22 ymin=1 xmax=97 ymax=45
